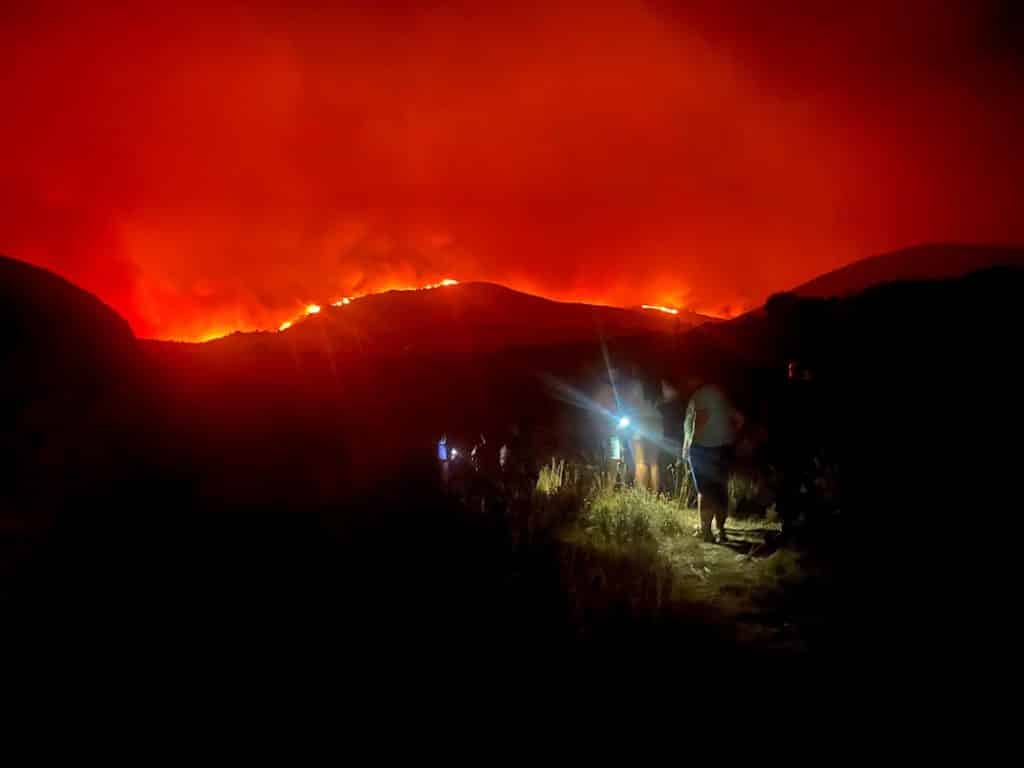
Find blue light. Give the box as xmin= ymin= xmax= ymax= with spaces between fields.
xmin=618 ymin=416 xmax=630 ymax=429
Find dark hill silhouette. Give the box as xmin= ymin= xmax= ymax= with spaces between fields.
xmin=792 ymin=243 xmax=1024 ymax=298
xmin=137 ymin=281 xmax=709 ymax=503
xmin=5 ymin=253 xmax=1021 ymax=668
xmin=1 ymin=255 xmax=142 ymax=531
xmin=191 ymin=280 xmax=710 ymax=361
xmin=1 ymin=254 xmax=136 ymax=382
xmin=1 ymin=255 xmax=160 ymax=620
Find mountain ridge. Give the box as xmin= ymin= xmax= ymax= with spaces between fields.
xmin=791 ymin=243 xmax=1024 ymax=298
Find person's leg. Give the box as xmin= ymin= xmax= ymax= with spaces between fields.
xmin=643 ymin=442 xmax=659 ymax=493
xmin=634 ymin=463 xmax=649 ymax=490
xmin=606 ymin=459 xmax=618 ymax=491
xmin=715 ymin=447 xmax=734 ymax=541
xmin=713 ymin=484 xmax=728 ymax=541
xmin=632 ymin=438 xmax=649 ymax=491
xmin=690 ymin=446 xmax=714 ymax=541
xmin=698 ymin=493 xmax=714 ymax=541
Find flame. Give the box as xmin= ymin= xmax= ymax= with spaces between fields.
xmin=271 ymin=279 xmax=458 ymax=337
xmin=641 ymin=304 xmax=679 ymax=315
xmin=394 ymin=278 xmax=460 ymax=292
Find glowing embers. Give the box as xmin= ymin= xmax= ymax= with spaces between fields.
xmin=641 ymin=304 xmax=679 ymax=315
xmin=279 ymin=278 xmax=458 ymax=332
xmin=392 ymin=278 xmax=460 ymax=293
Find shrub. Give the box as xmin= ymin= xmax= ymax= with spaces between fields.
xmin=583 ymin=486 xmax=684 ymax=546
xmin=536 ymin=457 xmax=566 ymax=495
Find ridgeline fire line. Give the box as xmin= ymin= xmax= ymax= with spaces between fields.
xmin=254 ymin=280 xmax=683 ymax=338
xmin=276 ymin=278 xmax=461 ymax=333
xmin=641 ymin=304 xmax=680 ymax=315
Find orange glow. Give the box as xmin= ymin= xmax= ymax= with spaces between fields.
xmin=641 ymin=304 xmax=679 ymax=316
xmin=417 ymin=278 xmax=458 ymax=290
xmin=195 ymin=329 xmax=232 ymax=343
xmin=4 ymin=5 xmax=1022 ymax=342
xmin=391 ymin=278 xmax=460 ymax=293
xmin=272 ymin=279 xmax=461 ymax=336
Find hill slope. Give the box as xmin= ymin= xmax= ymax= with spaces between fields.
xmin=792 ymin=243 xmax=1024 ymax=298
xmin=1 ymin=254 xmax=144 ymax=540
xmin=196 ymin=280 xmax=709 ymax=359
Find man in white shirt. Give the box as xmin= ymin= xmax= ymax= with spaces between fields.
xmin=683 ymin=379 xmax=743 ymax=543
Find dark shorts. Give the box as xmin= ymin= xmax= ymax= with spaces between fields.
xmin=689 ymin=444 xmax=733 ymax=506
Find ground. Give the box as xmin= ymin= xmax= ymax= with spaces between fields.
xmin=535 ymin=483 xmax=828 ymax=653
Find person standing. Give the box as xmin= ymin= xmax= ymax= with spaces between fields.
xmin=437 ymin=433 xmax=451 ymax=490
xmin=683 ymin=377 xmax=743 ymax=543
xmin=595 ymin=368 xmax=625 ymax=491
xmin=625 ymin=374 xmax=662 ymax=493
xmin=775 ymin=360 xmax=822 ymax=540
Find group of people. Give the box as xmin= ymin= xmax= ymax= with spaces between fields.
xmin=437 ymin=358 xmax=832 ymax=547
xmin=598 ymin=371 xmax=665 ymax=494
xmin=599 ymin=368 xmax=743 ymax=544
xmin=437 ymin=424 xmax=536 ymax=502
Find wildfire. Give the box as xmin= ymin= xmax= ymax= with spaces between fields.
xmin=641 ymin=304 xmax=679 ymax=316
xmin=273 ymin=278 xmax=460 ymax=335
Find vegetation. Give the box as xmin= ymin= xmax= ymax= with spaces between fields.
xmin=524 ymin=458 xmax=823 ymax=651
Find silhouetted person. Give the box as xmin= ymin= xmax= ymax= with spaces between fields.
xmin=659 ymin=379 xmax=686 ymax=499
xmin=499 ymin=422 xmax=534 ymax=498
xmin=683 ymin=376 xmax=743 ymax=543
xmin=437 ymin=433 xmax=450 ymax=490
xmin=775 ymin=360 xmax=822 ymax=539
xmin=595 ymin=368 xmax=626 ymax=490
xmin=624 ymin=373 xmax=661 ymax=493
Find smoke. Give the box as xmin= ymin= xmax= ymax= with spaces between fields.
xmin=2 ymin=2 xmax=1022 ymax=338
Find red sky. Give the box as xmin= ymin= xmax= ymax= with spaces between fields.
xmin=3 ymin=1 xmax=1023 ymax=340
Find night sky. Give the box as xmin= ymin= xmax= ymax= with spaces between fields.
xmin=3 ymin=1 xmax=1022 ymax=340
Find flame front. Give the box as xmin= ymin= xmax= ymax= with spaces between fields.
xmin=272 ymin=278 xmax=460 ymax=336
xmin=641 ymin=304 xmax=679 ymax=316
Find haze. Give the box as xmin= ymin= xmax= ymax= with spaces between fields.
xmin=3 ymin=1 xmax=1022 ymax=339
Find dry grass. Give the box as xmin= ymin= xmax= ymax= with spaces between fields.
xmin=526 ymin=460 xmax=817 ymax=651
xmin=559 ymin=485 xmax=812 ymax=647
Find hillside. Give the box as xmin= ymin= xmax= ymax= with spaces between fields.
xmin=792 ymin=243 xmax=1024 ymax=298
xmin=194 ymin=280 xmax=708 ymax=359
